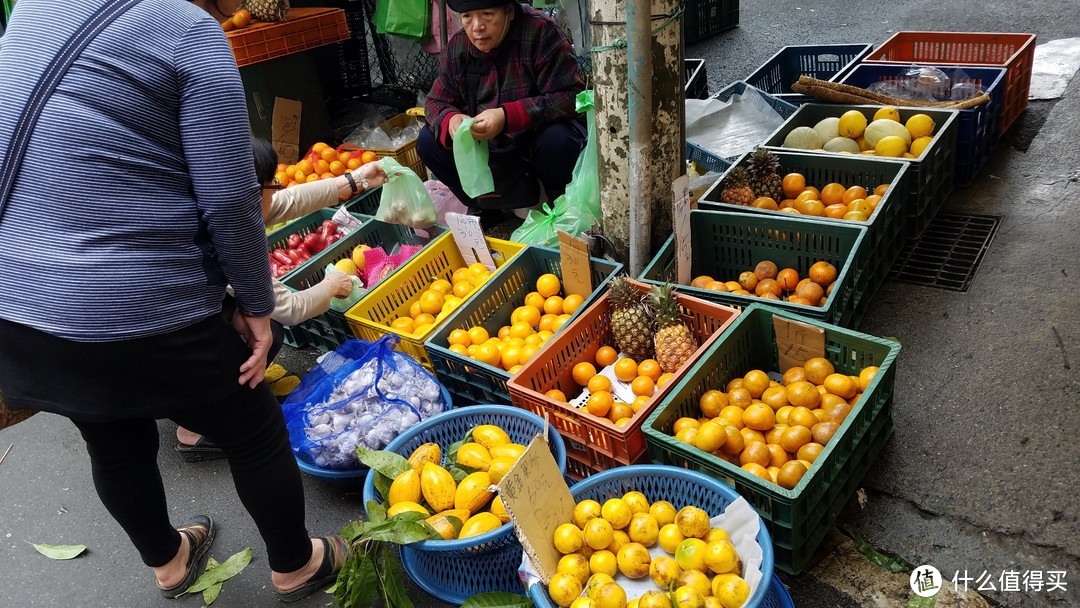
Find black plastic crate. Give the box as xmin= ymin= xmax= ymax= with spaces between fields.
xmin=684 ymin=0 xmax=739 ymax=44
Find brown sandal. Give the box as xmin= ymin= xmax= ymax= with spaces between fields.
xmin=157 ymin=515 xmax=216 ymax=599
xmin=274 ymin=535 xmax=349 ymax=603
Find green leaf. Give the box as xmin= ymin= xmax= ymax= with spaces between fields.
xmin=203 ymin=557 xmax=224 ymax=606
xmin=366 ymin=517 xmax=439 ymax=545
xmin=387 ymin=511 xmax=425 ymax=522
xmin=30 ymin=543 xmax=87 ymax=560
xmin=181 ymin=548 xmax=252 ymax=595
xmin=448 ymin=466 xmax=470 ymax=483
xmin=335 ymin=549 xmax=379 ymax=608
xmin=842 ymin=528 xmax=913 ymax=574
xmin=462 ymin=591 xmax=535 ymax=608
xmin=355 ymin=447 xmax=410 ymax=480
xmin=340 ymin=520 xmax=368 ymax=543
xmin=367 ymin=500 xmax=388 ymax=525
xmin=379 ymin=546 xmax=415 ymax=608
xmin=374 ymin=473 xmax=392 ymax=500
xmin=907 ymin=594 xmax=937 ymax=608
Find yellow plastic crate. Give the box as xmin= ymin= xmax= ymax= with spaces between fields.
xmin=344 ymin=234 xmax=524 ymax=369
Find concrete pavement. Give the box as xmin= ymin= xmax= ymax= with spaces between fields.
xmin=2 ymin=0 xmax=1079 ymax=606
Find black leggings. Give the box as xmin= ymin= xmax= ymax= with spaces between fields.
xmin=0 ymin=314 xmax=311 ymax=573
xmin=71 ymin=383 xmax=311 ymax=571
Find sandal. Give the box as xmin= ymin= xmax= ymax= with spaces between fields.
xmin=158 ymin=515 xmax=217 ymax=599
xmin=274 ymin=535 xmax=350 ymax=603
xmin=175 ymin=436 xmax=226 ymax=462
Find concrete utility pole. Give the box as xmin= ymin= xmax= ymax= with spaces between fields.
xmin=590 ymin=0 xmax=683 ymax=274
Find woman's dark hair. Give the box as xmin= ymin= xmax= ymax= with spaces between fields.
xmin=250 ymin=136 xmax=278 ymax=185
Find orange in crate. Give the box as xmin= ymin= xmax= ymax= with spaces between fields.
xmin=506 ymin=278 xmax=740 ymax=479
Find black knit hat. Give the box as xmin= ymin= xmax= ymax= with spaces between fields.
xmin=446 ymin=0 xmax=514 ymax=13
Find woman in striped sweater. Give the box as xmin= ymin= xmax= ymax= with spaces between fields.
xmin=0 ymin=0 xmax=349 ymax=601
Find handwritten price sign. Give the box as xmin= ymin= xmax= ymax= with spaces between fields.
xmin=672 ymin=175 xmax=692 ymax=285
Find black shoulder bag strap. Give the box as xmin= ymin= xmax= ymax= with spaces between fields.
xmin=0 ymin=0 xmax=144 ymax=218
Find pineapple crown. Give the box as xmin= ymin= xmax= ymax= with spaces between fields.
xmin=723 ymin=167 xmax=750 ymax=189
xmin=649 ymin=283 xmax=682 ymax=327
xmin=609 ymin=276 xmax=651 ymax=311
xmin=747 ymin=148 xmax=780 ymax=177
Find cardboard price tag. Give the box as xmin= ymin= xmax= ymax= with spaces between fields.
xmin=557 ymin=231 xmax=592 ymax=298
xmin=497 ymin=436 xmax=575 ymax=585
xmin=271 ymin=97 xmax=301 ymax=164
xmin=445 ymin=212 xmax=497 ymax=270
xmin=672 ymin=175 xmax=692 ymax=286
xmin=773 ymin=316 xmax=826 ymax=372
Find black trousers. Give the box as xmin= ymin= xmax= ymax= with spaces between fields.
xmin=416 ymin=118 xmax=587 ymax=210
xmin=0 ymin=315 xmax=311 ymax=572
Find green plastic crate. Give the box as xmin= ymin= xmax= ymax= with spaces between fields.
xmin=280 ymin=220 xmax=443 ymax=352
xmin=639 ymin=210 xmax=867 ymax=328
xmin=425 ymin=245 xmax=623 ymax=405
xmin=699 ymin=150 xmax=911 ymax=326
xmin=763 ymin=104 xmax=959 ymax=239
xmin=266 ymin=208 xmax=370 ymax=273
xmin=642 ymin=303 xmax=899 ymax=574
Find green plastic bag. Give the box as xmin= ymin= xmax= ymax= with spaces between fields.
xmin=374 ymin=0 xmax=430 ymax=43
xmin=452 ymin=118 xmax=495 ymax=198
xmin=511 ymin=90 xmax=601 ymax=244
xmin=375 ymin=158 xmax=437 ymax=228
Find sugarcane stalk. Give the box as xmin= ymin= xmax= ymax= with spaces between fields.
xmin=792 ymin=76 xmax=989 ymax=109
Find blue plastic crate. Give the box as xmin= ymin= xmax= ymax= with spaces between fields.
xmin=362 ymin=405 xmax=567 ymax=605
xmin=686 ymin=81 xmax=797 ymax=174
xmin=838 ymin=63 xmax=1007 ymax=188
xmin=745 ymin=44 xmax=875 ymax=105
xmin=526 ymin=465 xmax=790 ymax=608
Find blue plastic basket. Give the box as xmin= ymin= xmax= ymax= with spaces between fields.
xmin=745 ymin=43 xmax=875 ymax=105
xmin=686 ymin=81 xmax=797 ymax=174
xmin=293 ymin=382 xmax=453 ymax=487
xmin=526 ymin=465 xmax=785 ymax=608
xmin=362 ymin=405 xmax=567 ymax=605
xmin=837 ymin=63 xmax=1007 ymax=188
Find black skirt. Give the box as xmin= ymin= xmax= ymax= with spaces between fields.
xmin=0 ymin=313 xmax=254 ymax=423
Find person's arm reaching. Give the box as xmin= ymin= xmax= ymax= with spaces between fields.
xmin=271 ymin=273 xmax=354 ymax=326
xmin=265 ymin=162 xmax=390 ymax=225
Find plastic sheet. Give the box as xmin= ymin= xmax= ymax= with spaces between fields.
xmin=685 ymin=88 xmax=789 ymax=161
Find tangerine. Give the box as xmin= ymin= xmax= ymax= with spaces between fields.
xmin=631 ymin=376 xmax=655 ymax=397
xmin=536 ymin=273 xmax=561 ymax=298
xmin=741 ymin=369 xmax=771 ymax=398
xmin=842 ymin=186 xmax=868 ymax=206
xmin=781 ymin=173 xmax=806 ymax=199
xmin=820 ymin=183 xmax=846 ymax=206
xmin=588 ymin=375 xmax=613 ymax=394
xmin=776 ymin=268 xmax=800 ymax=292
xmin=563 ymin=294 xmax=585 ymax=314
xmin=637 ymin=359 xmax=662 ymax=382
xmin=586 ymin=391 xmax=614 ymax=417
xmin=698 ymin=390 xmax=728 ymax=418
xmin=573 ymin=362 xmax=598 ymax=386
xmin=614 ymin=358 xmax=638 ymax=382
xmin=361 ymin=150 xmax=378 ymax=164
xmin=595 ymin=346 xmax=618 ymax=367
xmin=803 ymin=357 xmax=835 ymax=384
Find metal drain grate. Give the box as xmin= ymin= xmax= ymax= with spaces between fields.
xmin=888 ymin=213 xmax=1002 ymax=292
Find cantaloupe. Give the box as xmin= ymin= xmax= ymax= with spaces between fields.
xmin=783 ymin=126 xmax=823 ymax=150
xmin=823 ymin=137 xmax=862 ymax=154
xmin=864 ymin=119 xmax=912 ymax=149
xmin=812 ymin=117 xmax=841 ymax=144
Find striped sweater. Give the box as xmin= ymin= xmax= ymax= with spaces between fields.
xmin=0 ymin=0 xmax=274 ymax=341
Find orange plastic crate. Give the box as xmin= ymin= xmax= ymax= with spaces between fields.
xmin=507 ymin=279 xmax=741 ymax=477
xmin=864 ymin=31 xmax=1036 ymax=134
xmin=227 ymin=8 xmax=350 ymax=67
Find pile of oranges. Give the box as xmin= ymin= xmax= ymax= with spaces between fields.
xmin=274 ymin=143 xmax=379 ymax=189
xmin=388 ymin=263 xmax=493 ymax=337
xmin=447 ymin=274 xmax=584 ymax=373
xmin=750 ymin=177 xmax=890 ymax=223
xmin=691 ymin=259 xmax=839 ymax=308
xmin=669 ymin=357 xmax=878 ymax=490
xmin=546 ymin=350 xmax=678 ymax=428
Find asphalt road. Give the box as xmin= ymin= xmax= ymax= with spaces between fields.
xmin=1 ymin=0 xmax=1079 ymax=607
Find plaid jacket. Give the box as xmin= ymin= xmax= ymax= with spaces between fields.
xmin=425 ymin=3 xmax=584 ymax=149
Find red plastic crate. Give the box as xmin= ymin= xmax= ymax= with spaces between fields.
xmin=507 ymin=279 xmax=741 ymax=477
xmin=864 ymin=31 xmax=1036 ymax=134
xmin=227 ymin=8 xmax=350 ymax=68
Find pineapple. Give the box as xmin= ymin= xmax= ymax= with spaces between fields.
xmin=650 ymin=283 xmax=699 ymax=374
xmin=241 ymin=0 xmax=289 ymax=21
xmin=720 ymin=167 xmax=755 ymax=206
xmin=608 ymin=277 xmax=655 ymax=362
xmin=746 ymin=148 xmax=784 ymax=202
